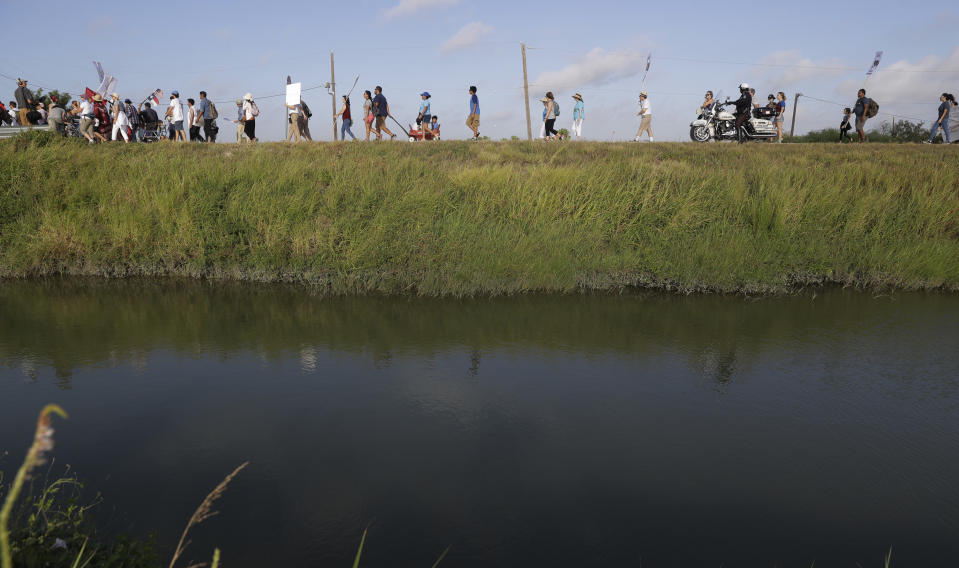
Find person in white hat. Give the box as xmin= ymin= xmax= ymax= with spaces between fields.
xmin=233 ymin=98 xmax=246 ymax=143
xmin=571 ymin=93 xmax=584 ymax=139
xmin=635 ymin=91 xmax=653 ymax=142
xmin=241 ymin=93 xmax=259 ymax=143
xmin=110 ymin=93 xmax=131 ymax=142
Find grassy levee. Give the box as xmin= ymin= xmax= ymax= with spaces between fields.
xmin=1 ymin=134 xmax=957 ymax=294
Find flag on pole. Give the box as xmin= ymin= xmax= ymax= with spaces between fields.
xmin=84 ymin=87 xmax=97 ymax=100
xmin=148 ymin=89 xmax=162 ymax=106
xmin=642 ymin=54 xmax=651 ymax=85
xmin=93 ymin=61 xmax=105 ymax=82
xmin=866 ymin=51 xmax=883 ymax=76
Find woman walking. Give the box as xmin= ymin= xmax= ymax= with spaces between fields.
xmin=542 ymin=92 xmax=558 ymax=140
xmin=362 ymin=90 xmax=375 ymax=141
xmin=110 ymin=93 xmax=131 ymax=142
xmin=242 ymin=93 xmax=258 ymax=143
xmin=571 ymin=93 xmax=584 ymax=139
xmin=925 ymin=93 xmax=955 ymax=144
xmin=336 ymin=95 xmax=356 ymax=140
xmin=773 ymin=92 xmax=786 ymax=143
xmin=92 ymin=94 xmax=111 ymax=143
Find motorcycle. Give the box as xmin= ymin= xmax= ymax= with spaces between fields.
xmin=690 ymin=97 xmax=777 ymax=142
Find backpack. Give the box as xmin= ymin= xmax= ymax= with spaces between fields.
xmin=866 ymin=98 xmax=879 ymax=118
xmin=208 ymin=101 xmax=218 ymax=120
xmin=251 ymin=102 xmax=260 ymax=117
xmin=301 ymin=100 xmax=311 ymax=118
xmin=553 ymin=101 xmax=560 ymax=116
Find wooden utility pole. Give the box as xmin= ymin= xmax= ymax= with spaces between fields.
xmin=521 ymin=43 xmax=532 ymax=141
xmin=789 ymin=92 xmax=801 ymax=139
xmin=330 ymin=51 xmax=337 ymax=141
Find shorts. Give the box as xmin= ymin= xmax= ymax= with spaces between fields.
xmin=466 ymin=114 xmax=480 ymax=129
xmin=375 ymin=116 xmax=386 ymax=130
xmin=772 ymin=116 xmax=782 ymax=124
xmin=640 ymin=115 xmax=652 ymax=130
xmin=173 ymin=120 xmax=184 ymax=131
xmin=855 ymin=116 xmax=866 ymax=130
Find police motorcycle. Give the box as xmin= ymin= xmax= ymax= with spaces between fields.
xmin=690 ymin=84 xmax=777 ymax=142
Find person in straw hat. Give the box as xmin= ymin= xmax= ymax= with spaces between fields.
xmin=571 ymin=93 xmax=584 ymax=139
xmin=635 ymin=91 xmax=653 ymax=142
xmin=92 ymin=93 xmax=111 ymax=142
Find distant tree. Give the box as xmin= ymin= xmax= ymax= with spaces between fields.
xmin=33 ymin=88 xmax=72 ymax=109
xmin=873 ymin=119 xmax=930 ymax=143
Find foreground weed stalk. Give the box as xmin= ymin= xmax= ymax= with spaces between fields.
xmin=0 ymin=404 xmax=68 ymax=568
xmin=168 ymin=461 xmax=248 ymax=568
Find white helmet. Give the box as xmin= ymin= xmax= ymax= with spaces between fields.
xmin=739 ymin=83 xmax=749 ymax=92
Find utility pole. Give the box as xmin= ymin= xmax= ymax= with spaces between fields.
xmin=790 ymin=92 xmax=802 ymax=139
xmin=521 ymin=43 xmax=532 ymax=141
xmin=330 ymin=51 xmax=337 ymax=141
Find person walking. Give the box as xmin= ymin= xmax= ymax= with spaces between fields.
xmin=362 ymin=90 xmax=375 ymax=141
xmin=839 ymin=107 xmax=853 ymax=143
xmin=299 ymin=99 xmax=312 ymax=141
xmin=853 ymin=89 xmax=871 ymax=143
xmin=773 ymin=91 xmax=786 ymax=143
xmin=123 ymin=98 xmax=141 ymax=141
xmin=372 ymin=86 xmax=394 ymax=141
xmin=92 ymin=94 xmax=111 ymax=142
xmin=571 ymin=93 xmax=584 ymax=139
xmin=233 ymin=98 xmax=245 ymax=143
xmin=635 ymin=91 xmax=653 ymax=142
xmin=109 ymin=93 xmax=130 ymax=142
xmin=242 ymin=93 xmax=258 ymax=142
xmin=198 ymin=91 xmax=217 ymax=142
xmin=925 ymin=93 xmax=955 ymax=144
xmin=188 ymin=98 xmax=204 ymax=142
xmin=14 ymin=78 xmax=35 ymax=126
xmin=542 ymin=92 xmax=558 ymax=140
xmin=335 ymin=95 xmax=355 ymax=140
xmin=168 ymin=91 xmax=186 ymax=141
xmin=77 ymin=94 xmax=95 ymax=143
xmin=417 ymin=91 xmax=431 ymax=140
xmin=286 ymin=98 xmax=303 ymax=142
xmin=467 ymin=86 xmax=480 ymax=140
xmin=539 ymin=99 xmax=547 ymax=139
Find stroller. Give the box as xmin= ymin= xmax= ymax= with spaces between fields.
xmin=140 ymin=120 xmax=164 ymax=143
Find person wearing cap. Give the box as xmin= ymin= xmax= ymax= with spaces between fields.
xmin=233 ymin=98 xmax=246 ymax=143
xmin=416 ymin=92 xmax=431 ymax=140
xmin=635 ymin=91 xmax=653 ymax=142
xmin=242 ymin=93 xmax=259 ymax=143
xmin=335 ymin=95 xmax=355 ymax=141
xmin=571 ymin=93 xmax=584 ymax=139
xmin=167 ymin=91 xmax=185 ymax=142
xmin=14 ymin=79 xmax=35 ymax=127
xmin=110 ymin=93 xmax=131 ymax=142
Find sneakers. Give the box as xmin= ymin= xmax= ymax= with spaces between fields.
xmin=922 ymin=141 xmax=932 ymax=144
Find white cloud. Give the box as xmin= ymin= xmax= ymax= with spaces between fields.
xmin=756 ymin=50 xmax=846 ymax=85
xmin=385 ymin=0 xmax=458 ymax=19
xmin=440 ymin=21 xmax=493 ymax=53
xmin=532 ymin=48 xmax=646 ymax=92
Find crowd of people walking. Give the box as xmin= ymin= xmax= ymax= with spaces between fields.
xmin=2 ymin=75 xmax=956 ymax=144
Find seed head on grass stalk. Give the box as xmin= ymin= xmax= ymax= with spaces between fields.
xmin=0 ymin=404 xmax=68 ymax=568
xmin=169 ymin=462 xmax=248 ymax=568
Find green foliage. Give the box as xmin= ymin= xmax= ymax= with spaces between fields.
xmin=1 ymin=469 xmax=158 ymax=568
xmin=0 ymin=140 xmax=957 ymax=294
xmin=32 ymin=88 xmax=72 ymax=110
xmin=792 ymin=119 xmax=930 ymax=143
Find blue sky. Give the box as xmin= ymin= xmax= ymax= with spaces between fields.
xmin=2 ymin=0 xmax=957 ymax=141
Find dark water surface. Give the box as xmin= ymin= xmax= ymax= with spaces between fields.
xmin=1 ymin=280 xmax=958 ymax=567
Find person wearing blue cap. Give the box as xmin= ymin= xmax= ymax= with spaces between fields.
xmin=417 ymin=92 xmax=431 ymax=126
xmin=166 ymin=90 xmax=185 ymax=142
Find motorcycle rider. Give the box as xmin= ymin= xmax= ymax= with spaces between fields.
xmin=729 ymin=83 xmax=753 ymax=143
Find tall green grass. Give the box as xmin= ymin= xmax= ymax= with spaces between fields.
xmin=1 ymin=133 xmax=957 ymax=294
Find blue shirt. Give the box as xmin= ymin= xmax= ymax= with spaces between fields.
xmin=469 ymin=94 xmax=479 ymax=115
xmin=419 ymin=100 xmax=430 ymax=116
xmin=777 ymin=100 xmax=786 ymax=115
xmin=373 ymin=93 xmax=388 ymax=117
xmin=198 ymin=98 xmax=211 ymax=119
xmin=573 ymin=100 xmax=584 ymax=120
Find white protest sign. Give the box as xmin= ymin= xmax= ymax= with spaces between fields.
xmin=286 ymin=82 xmax=302 ymax=106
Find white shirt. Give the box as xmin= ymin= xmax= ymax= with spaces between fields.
xmin=80 ymin=101 xmax=93 ymax=116
xmin=243 ymin=100 xmax=256 ymax=120
xmin=639 ymin=99 xmax=651 ymax=117
xmin=288 ymin=103 xmax=300 ymax=116
xmin=170 ymin=98 xmax=184 ymax=122
xmin=115 ymin=106 xmax=130 ymax=126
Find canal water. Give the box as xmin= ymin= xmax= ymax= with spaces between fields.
xmin=1 ymin=280 xmax=957 ymax=567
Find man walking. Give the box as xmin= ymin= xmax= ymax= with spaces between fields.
xmin=198 ymin=91 xmax=217 ymax=142
xmin=467 ymin=86 xmax=480 ymax=140
xmin=14 ymin=78 xmax=34 ymax=126
xmin=372 ymin=86 xmax=395 ymax=140
xmin=168 ymin=91 xmax=186 ymax=142
xmin=853 ymin=89 xmax=871 ymax=143
xmin=124 ymin=98 xmax=141 ymax=141
xmin=233 ymin=98 xmax=245 ymax=143
xmin=635 ymin=91 xmax=653 ymax=142
xmin=286 ymin=99 xmax=303 ymax=142
xmin=299 ymin=99 xmax=312 ymax=141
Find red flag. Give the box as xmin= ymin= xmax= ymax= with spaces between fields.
xmin=84 ymin=87 xmax=97 ymax=100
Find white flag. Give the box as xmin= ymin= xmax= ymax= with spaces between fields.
xmin=866 ymin=51 xmax=883 ymax=76
xmin=93 ymin=61 xmax=105 ymax=82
